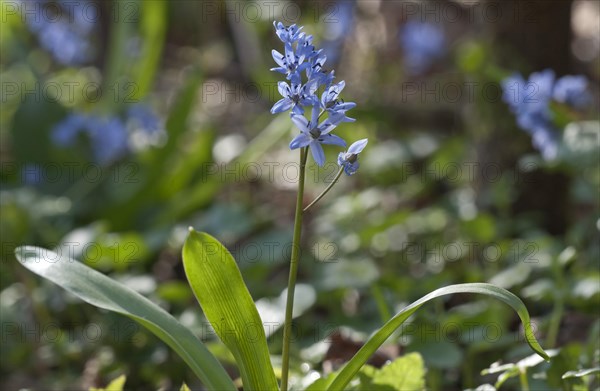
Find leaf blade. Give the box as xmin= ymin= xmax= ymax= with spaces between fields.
xmin=15 ymin=246 xmax=236 ymax=391
xmin=326 ymin=283 xmax=549 ymax=391
xmin=182 ymin=229 xmax=278 ymax=391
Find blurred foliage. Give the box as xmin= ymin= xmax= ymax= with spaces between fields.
xmin=1 ymin=0 xmax=599 ymax=390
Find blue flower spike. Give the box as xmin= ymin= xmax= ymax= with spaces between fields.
xmin=501 ymin=69 xmax=591 ymax=161
xmin=271 ymin=21 xmax=358 ymax=168
xmin=338 ymin=138 xmax=368 ymax=175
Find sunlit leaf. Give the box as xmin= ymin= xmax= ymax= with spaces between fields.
xmin=182 ymin=229 xmax=278 ymax=390
xmin=326 ymin=283 xmax=549 ymax=391
xmin=89 ymin=374 xmax=126 ymax=391
xmin=358 ymin=353 xmax=426 ymax=390
xmin=15 ymin=246 xmax=236 ymax=391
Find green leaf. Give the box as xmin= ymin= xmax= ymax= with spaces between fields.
xmin=133 ymin=0 xmax=167 ymax=99
xmin=326 ymin=283 xmax=549 ymax=391
xmin=358 ymin=353 xmax=426 ymax=391
xmin=89 ymin=374 xmax=127 ymax=391
xmin=182 ymin=229 xmax=278 ymax=391
xmin=15 ymin=246 xmax=236 ymax=391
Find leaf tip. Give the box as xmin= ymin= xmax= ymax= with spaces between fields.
xmin=188 ymin=226 xmax=195 ymax=233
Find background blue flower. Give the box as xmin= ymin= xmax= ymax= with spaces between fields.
xmin=19 ymin=0 xmax=96 ymax=65
xmin=501 ymin=70 xmax=559 ymax=160
xmin=51 ymin=113 xmax=128 ymax=164
xmin=399 ymin=21 xmax=446 ymax=75
xmin=553 ymin=75 xmax=591 ymax=108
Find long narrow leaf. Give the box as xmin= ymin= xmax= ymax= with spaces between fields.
xmin=15 ymin=246 xmax=236 ymax=391
xmin=327 ymin=283 xmax=549 ymax=391
xmin=182 ymin=229 xmax=279 ymax=391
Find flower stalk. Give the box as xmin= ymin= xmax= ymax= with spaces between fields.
xmin=304 ymin=167 xmax=344 ymax=212
xmin=270 ymin=21 xmax=367 ymax=389
xmin=280 ymin=147 xmax=309 ymax=391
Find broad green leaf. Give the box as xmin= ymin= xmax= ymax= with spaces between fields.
xmin=326 ymin=283 xmax=549 ymax=391
xmin=89 ymin=374 xmax=127 ymax=391
xmin=358 ymin=353 xmax=425 ymax=391
xmin=15 ymin=246 xmax=236 ymax=391
xmin=182 ymin=230 xmax=278 ymax=391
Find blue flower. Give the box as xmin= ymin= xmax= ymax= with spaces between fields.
xmin=51 ymin=113 xmax=128 ymax=164
xmin=290 ymin=106 xmax=346 ymax=166
xmin=338 ymin=138 xmax=368 ymax=175
xmin=271 ymin=21 xmax=357 ymax=167
xmin=321 ymin=81 xmax=356 ymax=121
xmin=553 ymin=75 xmax=591 ymax=108
xmin=501 ymin=69 xmax=559 ymax=161
xmin=530 ymin=124 xmax=558 ymax=161
xmin=297 ymin=33 xmax=318 ymax=60
xmin=306 ymin=52 xmax=330 ymax=85
xmin=273 ymin=21 xmax=303 ymax=44
xmin=271 ymin=80 xmax=318 ymax=115
xmin=51 ymin=113 xmax=89 ymax=146
xmin=320 ymin=0 xmax=355 ymax=63
xmin=20 ymin=0 xmax=96 ymax=65
xmin=399 ymin=21 xmax=446 ymax=75
xmin=87 ymin=116 xmax=129 ymax=164
xmin=271 ymin=42 xmax=309 ymax=84
xmin=127 ymin=103 xmax=161 ymax=134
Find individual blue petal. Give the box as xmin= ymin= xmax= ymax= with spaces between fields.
xmin=271 ymin=98 xmax=294 ymax=114
xmin=319 ymin=112 xmax=345 ymax=134
xmin=345 ymin=161 xmax=359 ymax=175
xmin=277 ymin=81 xmax=291 ymax=97
xmin=272 ymin=49 xmax=285 ymax=67
xmin=270 ymin=66 xmax=287 ymax=74
xmin=309 ymin=142 xmax=326 ymax=166
xmin=290 ymin=133 xmax=312 ymax=149
xmin=310 ymin=105 xmax=319 ymax=127
xmin=291 ymin=114 xmax=310 ymax=133
xmin=348 ymin=138 xmax=368 ymax=154
xmin=319 ymin=134 xmax=346 ymax=147
xmin=291 ymin=105 xmax=305 ymax=115
xmin=333 ymin=102 xmax=356 ymax=111
xmin=303 ymin=78 xmax=319 ymax=96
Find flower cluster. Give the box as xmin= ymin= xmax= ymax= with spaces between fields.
xmin=19 ymin=0 xmax=96 ymax=65
xmin=501 ymin=69 xmax=591 ymax=160
xmin=270 ymin=22 xmax=366 ymax=173
xmin=51 ymin=104 xmax=161 ymax=165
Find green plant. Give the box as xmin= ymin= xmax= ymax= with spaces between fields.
xmin=14 ymin=21 xmax=550 ymax=391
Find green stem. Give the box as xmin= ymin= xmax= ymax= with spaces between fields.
xmin=281 ymin=147 xmax=309 ymax=391
xmin=519 ymin=368 xmax=530 ymax=391
xmin=546 ymin=298 xmax=564 ymax=349
xmin=303 ymin=167 xmax=344 ymax=212
xmin=371 ymin=284 xmax=391 ymax=323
